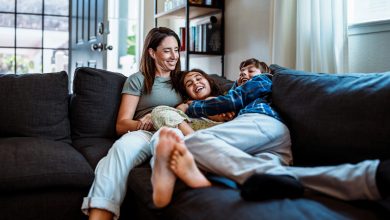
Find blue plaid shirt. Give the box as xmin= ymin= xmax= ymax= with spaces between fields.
xmin=186 ymin=74 xmax=282 ymax=121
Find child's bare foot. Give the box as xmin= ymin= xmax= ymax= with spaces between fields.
xmin=152 ymin=127 xmax=182 ymax=208
xmin=170 ymin=143 xmax=211 ymax=188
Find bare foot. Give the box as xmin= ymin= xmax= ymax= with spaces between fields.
xmin=170 ymin=143 xmax=211 ymax=188
xmin=151 ymin=127 xmax=182 ymax=208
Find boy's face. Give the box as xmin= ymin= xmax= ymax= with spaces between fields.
xmin=237 ymin=64 xmax=262 ymax=86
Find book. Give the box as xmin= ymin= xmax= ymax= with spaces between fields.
xmin=179 ymin=27 xmax=186 ymax=51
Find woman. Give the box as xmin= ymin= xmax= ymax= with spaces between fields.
xmin=81 ymin=27 xmax=183 ymax=220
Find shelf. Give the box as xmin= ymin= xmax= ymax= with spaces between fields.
xmin=186 ymin=51 xmax=223 ymax=56
xmin=154 ymin=0 xmax=225 ymax=76
xmin=155 ymin=4 xmax=221 ymax=19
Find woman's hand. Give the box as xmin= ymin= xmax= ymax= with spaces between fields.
xmin=176 ymin=102 xmax=190 ymax=112
xmin=136 ymin=113 xmax=154 ymax=131
xmin=207 ymin=112 xmax=235 ymax=122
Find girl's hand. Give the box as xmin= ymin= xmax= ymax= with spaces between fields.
xmin=136 ymin=113 xmax=154 ymax=131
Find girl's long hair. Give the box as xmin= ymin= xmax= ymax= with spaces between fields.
xmin=176 ymin=68 xmax=223 ymax=100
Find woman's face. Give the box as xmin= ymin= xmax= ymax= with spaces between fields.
xmin=149 ymin=36 xmax=179 ymax=75
xmin=183 ymin=71 xmax=212 ymax=100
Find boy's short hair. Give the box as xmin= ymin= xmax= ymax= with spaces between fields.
xmin=239 ymin=58 xmax=270 ymax=73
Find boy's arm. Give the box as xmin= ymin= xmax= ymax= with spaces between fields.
xmin=186 ymin=75 xmax=272 ymax=117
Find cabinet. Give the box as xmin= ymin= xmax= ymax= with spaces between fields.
xmin=154 ymin=0 xmax=225 ymax=76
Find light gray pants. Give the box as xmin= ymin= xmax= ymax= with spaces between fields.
xmin=153 ymin=113 xmax=381 ymax=201
xmin=81 ymin=130 xmax=153 ymax=220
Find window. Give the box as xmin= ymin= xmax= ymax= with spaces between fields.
xmin=0 ymin=0 xmax=69 ymax=74
xmin=348 ymin=0 xmax=390 ymax=25
xmin=107 ymin=0 xmax=140 ymax=76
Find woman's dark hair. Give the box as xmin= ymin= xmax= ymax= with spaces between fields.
xmin=239 ymin=58 xmax=270 ymax=73
xmin=139 ymin=27 xmax=181 ymax=94
xmin=175 ymin=68 xmax=223 ymax=100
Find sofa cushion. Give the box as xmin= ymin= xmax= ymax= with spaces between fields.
xmin=0 ymin=72 xmax=71 ymax=142
xmin=209 ymin=74 xmax=234 ymax=92
xmin=0 ymin=137 xmax=94 ymax=192
xmin=271 ymin=65 xmax=390 ymax=165
xmin=128 ymin=166 xmax=387 ymax=220
xmin=72 ymin=138 xmax=115 ymax=169
xmin=70 ymin=67 xmax=126 ymax=139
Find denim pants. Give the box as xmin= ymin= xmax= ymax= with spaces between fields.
xmin=153 ymin=113 xmax=381 ymax=201
xmin=81 ymin=130 xmax=153 ymax=220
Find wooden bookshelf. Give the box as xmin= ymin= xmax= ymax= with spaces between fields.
xmin=154 ymin=0 xmax=225 ymax=76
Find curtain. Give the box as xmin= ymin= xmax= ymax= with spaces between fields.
xmin=271 ymin=0 xmax=348 ymax=73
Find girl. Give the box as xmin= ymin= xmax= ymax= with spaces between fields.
xmin=151 ymin=69 xmax=234 ymax=136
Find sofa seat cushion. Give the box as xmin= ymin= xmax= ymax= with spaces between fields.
xmin=70 ymin=67 xmax=126 ymax=139
xmin=0 ymin=137 xmax=94 ymax=192
xmin=271 ymin=65 xmax=390 ymax=165
xmin=127 ymin=166 xmax=387 ymax=220
xmin=72 ymin=138 xmax=115 ymax=169
xmin=0 ymin=72 xmax=71 ymax=143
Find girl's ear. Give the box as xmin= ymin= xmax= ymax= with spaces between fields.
xmin=148 ymin=48 xmax=155 ymax=59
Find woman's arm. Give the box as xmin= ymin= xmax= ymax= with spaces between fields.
xmin=116 ymin=94 xmax=153 ymax=135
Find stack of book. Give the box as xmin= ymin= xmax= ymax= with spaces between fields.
xmin=180 ymin=23 xmax=221 ymax=53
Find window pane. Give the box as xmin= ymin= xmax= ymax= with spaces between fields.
xmin=17 ymin=0 xmax=42 ymax=14
xmin=44 ymin=16 xmax=69 ymax=48
xmin=348 ymin=0 xmax=390 ymax=24
xmin=0 ymin=0 xmax=15 ymax=12
xmin=107 ymin=0 xmax=139 ymax=77
xmin=0 ymin=48 xmax=15 ymax=74
xmin=0 ymin=13 xmax=15 ymax=47
xmin=43 ymin=49 xmax=68 ymax=73
xmin=16 ymin=48 xmax=42 ymax=74
xmin=45 ymin=0 xmax=69 ymax=16
xmin=16 ymin=14 xmax=42 ymax=47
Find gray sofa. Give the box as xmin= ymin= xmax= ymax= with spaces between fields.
xmin=0 ymin=66 xmax=389 ymax=220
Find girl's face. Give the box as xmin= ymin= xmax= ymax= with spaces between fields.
xmin=183 ymin=72 xmax=212 ymax=100
xmin=237 ymin=64 xmax=262 ymax=86
xmin=149 ymin=36 xmax=179 ymax=75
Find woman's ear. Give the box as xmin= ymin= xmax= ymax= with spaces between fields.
xmin=148 ymin=48 xmax=155 ymax=59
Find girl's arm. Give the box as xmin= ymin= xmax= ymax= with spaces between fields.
xmin=116 ymin=94 xmax=153 ymax=135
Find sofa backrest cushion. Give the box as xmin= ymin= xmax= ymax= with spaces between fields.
xmin=70 ymin=67 xmax=126 ymax=139
xmin=0 ymin=72 xmax=71 ymax=142
xmin=271 ymin=65 xmax=390 ymax=166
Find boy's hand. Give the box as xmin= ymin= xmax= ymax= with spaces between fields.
xmin=207 ymin=112 xmax=235 ymax=122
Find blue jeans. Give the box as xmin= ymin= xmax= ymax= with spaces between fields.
xmin=81 ymin=130 xmax=153 ymax=220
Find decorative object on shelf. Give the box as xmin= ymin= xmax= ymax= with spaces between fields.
xmin=164 ymin=0 xmax=173 ymax=11
xmin=204 ymin=0 xmax=212 ymax=5
xmin=208 ymin=15 xmax=221 ymax=52
xmin=189 ymin=0 xmax=203 ymax=5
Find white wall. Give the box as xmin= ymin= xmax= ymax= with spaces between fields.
xmin=224 ymin=0 xmax=272 ymax=80
xmin=348 ymin=22 xmax=390 ymax=73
